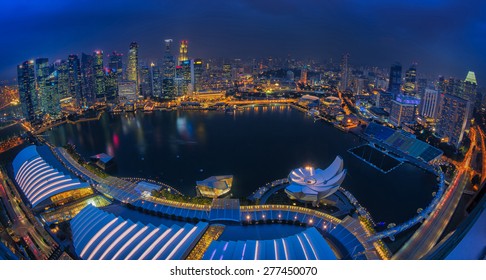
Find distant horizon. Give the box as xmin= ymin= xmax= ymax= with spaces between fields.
xmin=1 ymin=0 xmax=484 ymax=83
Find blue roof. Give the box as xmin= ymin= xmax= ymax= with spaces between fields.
xmin=12 ymin=145 xmax=90 ymax=207
xmin=70 ymin=205 xmax=208 ymax=260
xmin=202 ymin=227 xmax=336 ymax=260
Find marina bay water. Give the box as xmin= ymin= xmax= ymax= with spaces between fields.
xmin=44 ymin=105 xmax=437 ymax=224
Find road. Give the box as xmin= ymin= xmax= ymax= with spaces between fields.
xmin=477 ymin=127 xmax=486 ymax=185
xmin=0 ymin=169 xmax=57 ymax=259
xmin=393 ymin=127 xmax=477 ymax=259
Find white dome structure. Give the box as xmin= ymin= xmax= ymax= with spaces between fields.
xmin=285 ymin=156 xmax=346 ymax=204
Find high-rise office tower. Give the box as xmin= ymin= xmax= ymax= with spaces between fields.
xmin=463 ymin=71 xmax=478 ymax=104
xmin=178 ymin=40 xmax=188 ymax=65
xmin=180 ymin=60 xmax=192 ymax=94
xmin=445 ymin=78 xmax=464 ymax=99
xmin=17 ymin=60 xmax=38 ymax=122
xmin=104 ymin=68 xmax=118 ymax=102
xmin=403 ymin=64 xmax=417 ymax=95
xmin=388 ymin=63 xmax=402 ymax=95
xmin=193 ymin=59 xmax=203 ymax=92
xmin=55 ymin=60 xmax=69 ymax=100
xmin=300 ymin=67 xmax=308 ymax=85
xmin=93 ymin=50 xmax=105 ymax=101
xmin=140 ymin=65 xmax=152 ymax=98
xmin=34 ymin=58 xmax=49 ymax=114
xmin=43 ymin=71 xmax=61 ymax=118
xmin=340 ymin=53 xmax=350 ymax=92
xmin=162 ymin=39 xmax=175 ymax=98
xmin=81 ymin=53 xmax=95 ymax=107
xmin=222 ymin=63 xmax=232 ymax=83
xmin=150 ymin=63 xmax=162 ymax=98
xmin=417 ymin=78 xmax=427 ymax=98
xmin=127 ymin=42 xmax=139 ymax=86
xmin=389 ymin=94 xmax=419 ymax=127
xmin=108 ymin=51 xmax=123 ymax=77
xmin=420 ymin=88 xmax=440 ymax=120
xmin=436 ymin=93 xmax=471 ymax=148
xmin=67 ymin=54 xmax=82 ymax=106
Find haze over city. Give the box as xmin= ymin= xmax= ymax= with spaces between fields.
xmin=1 ymin=0 xmax=485 ymax=81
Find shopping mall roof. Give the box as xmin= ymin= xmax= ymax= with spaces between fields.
xmin=12 ymin=145 xmax=90 ymax=208
xmin=202 ymin=227 xmax=336 ymax=260
xmin=70 ymin=205 xmax=208 ymax=260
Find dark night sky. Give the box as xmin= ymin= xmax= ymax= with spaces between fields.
xmin=0 ymin=0 xmax=485 ymax=82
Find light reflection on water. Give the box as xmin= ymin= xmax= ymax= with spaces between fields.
xmin=45 ymin=107 xmax=437 ymax=224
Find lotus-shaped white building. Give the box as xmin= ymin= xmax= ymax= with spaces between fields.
xmin=285 ymin=156 xmax=346 ymax=204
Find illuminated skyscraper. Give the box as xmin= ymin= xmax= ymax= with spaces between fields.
xmin=340 ymin=53 xmax=349 ymax=91
xmin=163 ymin=39 xmax=175 ymax=97
xmin=127 ymin=42 xmax=139 ymax=89
xmin=178 ymin=40 xmax=188 ymax=65
xmin=222 ymin=63 xmax=231 ymax=83
xmin=34 ymin=58 xmax=49 ymax=114
xmin=388 ymin=63 xmax=402 ymax=95
xmin=151 ymin=63 xmax=162 ymax=98
xmin=81 ymin=53 xmax=95 ymax=107
xmin=180 ymin=59 xmax=192 ymax=94
xmin=420 ymin=89 xmax=440 ymax=120
xmin=389 ymin=94 xmax=419 ymax=126
xmin=93 ymin=50 xmax=105 ymax=101
xmin=67 ymin=54 xmax=82 ymax=106
xmin=436 ymin=93 xmax=471 ymax=148
xmin=55 ymin=60 xmax=69 ymax=100
xmin=193 ymin=59 xmax=203 ymax=92
xmin=43 ymin=71 xmax=61 ymax=118
xmin=140 ymin=65 xmax=152 ymax=98
xmin=108 ymin=51 xmax=123 ymax=77
xmin=463 ymin=71 xmax=478 ymax=103
xmin=17 ymin=60 xmax=38 ymax=122
xmin=104 ymin=68 xmax=118 ymax=102
xmin=403 ymin=64 xmax=417 ymax=95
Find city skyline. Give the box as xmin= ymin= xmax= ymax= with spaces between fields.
xmin=1 ymin=0 xmax=485 ymax=82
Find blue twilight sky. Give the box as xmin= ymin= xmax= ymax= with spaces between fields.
xmin=0 ymin=0 xmax=485 ymax=83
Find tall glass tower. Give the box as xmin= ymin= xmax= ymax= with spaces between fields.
xmin=17 ymin=60 xmax=38 ymax=122
xmin=163 ymin=39 xmax=175 ymax=97
xmin=127 ymin=42 xmax=139 ymax=87
xmin=388 ymin=63 xmax=402 ymax=95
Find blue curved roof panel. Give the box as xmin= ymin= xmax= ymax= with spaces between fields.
xmin=12 ymin=145 xmax=90 ymax=207
xmin=70 ymin=205 xmax=208 ymax=260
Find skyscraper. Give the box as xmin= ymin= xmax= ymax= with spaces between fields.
xmin=388 ymin=63 xmax=402 ymax=95
xmin=463 ymin=71 xmax=478 ymax=106
xmin=180 ymin=59 xmax=192 ymax=95
xmin=403 ymin=64 xmax=417 ymax=95
xmin=34 ymin=58 xmax=49 ymax=115
xmin=389 ymin=94 xmax=419 ymax=126
xmin=193 ymin=59 xmax=203 ymax=92
xmin=340 ymin=53 xmax=350 ymax=92
xmin=162 ymin=39 xmax=175 ymax=98
xmin=55 ymin=60 xmax=69 ymax=100
xmin=108 ymin=51 xmax=123 ymax=77
xmin=93 ymin=50 xmax=105 ymax=101
xmin=17 ymin=60 xmax=38 ymax=122
xmin=104 ymin=68 xmax=118 ymax=102
xmin=81 ymin=53 xmax=95 ymax=107
xmin=43 ymin=71 xmax=61 ymax=118
xmin=67 ymin=54 xmax=82 ymax=106
xmin=151 ymin=63 xmax=162 ymax=98
xmin=139 ymin=65 xmax=152 ymax=98
xmin=127 ymin=42 xmax=139 ymax=87
xmin=436 ymin=93 xmax=471 ymax=148
xmin=420 ymin=89 xmax=440 ymax=120
xmin=178 ymin=40 xmax=188 ymax=65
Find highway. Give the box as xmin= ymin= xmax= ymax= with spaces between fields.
xmin=477 ymin=127 xmax=486 ymax=184
xmin=0 ymin=169 xmax=57 ymax=259
xmin=393 ymin=127 xmax=478 ymax=259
